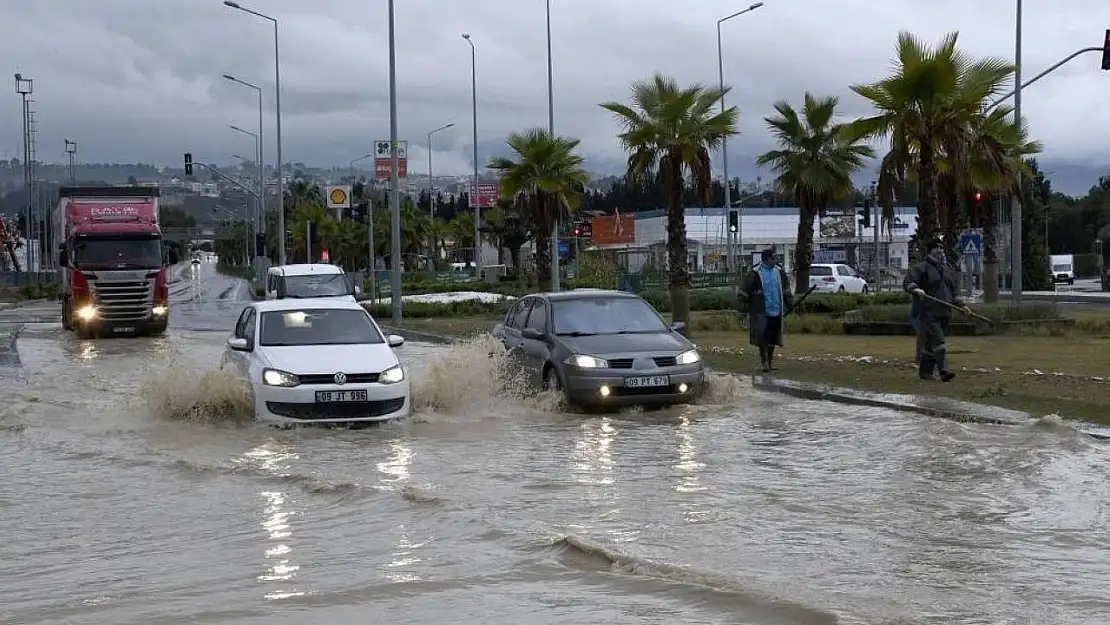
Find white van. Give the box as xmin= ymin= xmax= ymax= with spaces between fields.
xmin=1049 ymin=254 xmax=1075 ymax=285
xmin=265 ymin=264 xmax=361 ymax=301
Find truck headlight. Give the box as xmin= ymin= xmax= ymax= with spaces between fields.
xmin=262 ymin=368 xmax=300 ymax=387
xmin=379 ymin=365 xmax=405 ymax=384
xmin=152 ymin=305 xmax=168 ymax=316
xmin=76 ymin=306 xmax=97 ymax=321
xmin=566 ymin=354 xmax=608 ymax=368
xmin=676 ymin=349 xmax=700 ymax=365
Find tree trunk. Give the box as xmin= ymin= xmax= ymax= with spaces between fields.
xmin=915 ymin=147 xmax=940 ymax=261
xmin=665 ymin=160 xmax=691 ymax=326
xmin=496 ymin=244 xmax=506 ymax=265
xmin=982 ymin=211 xmax=1000 ymax=303
xmin=535 ymin=198 xmax=553 ymax=292
xmin=793 ymin=201 xmax=817 ymax=294
xmin=508 ymin=245 xmax=521 ymax=270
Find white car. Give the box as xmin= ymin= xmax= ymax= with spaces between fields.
xmin=809 ymin=263 xmax=869 ymax=294
xmin=265 ymin=263 xmax=360 ymax=301
xmin=221 ymin=299 xmax=410 ymax=425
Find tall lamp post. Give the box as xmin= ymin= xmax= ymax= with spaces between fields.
xmin=229 ymin=124 xmax=261 ymax=249
xmin=545 ymin=0 xmax=560 ymax=291
xmin=1010 ymin=0 xmax=1024 ymax=303
xmin=387 ymin=0 xmax=402 ymax=324
xmin=426 ymin=123 xmax=454 ymax=217
xmin=222 ymin=1 xmax=285 ymax=265
xmin=349 ymin=153 xmax=373 ymax=180
xmin=14 ymin=73 xmax=32 ymax=273
xmin=64 ymin=139 xmax=77 ymax=185
xmin=716 ymin=2 xmax=763 ymax=272
xmin=462 ymin=33 xmax=481 ymax=270
xmin=223 ymin=75 xmax=265 ymax=237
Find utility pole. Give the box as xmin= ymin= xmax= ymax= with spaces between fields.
xmin=15 ymin=73 xmax=33 ymax=275
xmin=871 ymin=180 xmax=880 ymax=288
xmin=65 ymin=140 xmax=77 ymax=185
xmin=1011 ymin=0 xmax=1024 ymax=303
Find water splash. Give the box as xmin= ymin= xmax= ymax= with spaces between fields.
xmin=140 ymin=364 xmax=254 ymax=424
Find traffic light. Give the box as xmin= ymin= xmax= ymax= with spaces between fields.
xmin=858 ymin=199 xmax=872 ymax=229
xmin=1102 ymin=29 xmax=1110 ymax=70
xmin=255 ymin=232 xmax=265 ymax=257
xmin=728 ymin=210 xmax=739 ymax=233
xmin=184 ymin=153 xmax=193 ymax=176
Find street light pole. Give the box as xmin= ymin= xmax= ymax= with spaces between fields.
xmin=223 ymin=74 xmax=265 ymax=254
xmin=14 ymin=73 xmax=32 ymax=274
xmin=229 ymin=124 xmax=260 ymax=255
xmin=1011 ymin=0 xmax=1023 ymax=304
xmin=388 ymin=0 xmax=402 ymax=325
xmin=462 ymin=33 xmax=481 ymax=271
xmin=716 ymin=2 xmax=763 ymax=273
xmin=426 ymin=123 xmax=455 ymax=218
xmin=546 ymin=0 xmax=560 ymax=291
xmin=64 ymin=139 xmax=76 ymax=185
xmin=223 ymin=1 xmax=285 ymax=265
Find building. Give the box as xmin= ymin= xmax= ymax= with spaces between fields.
xmin=588 ymin=206 xmax=920 ymax=275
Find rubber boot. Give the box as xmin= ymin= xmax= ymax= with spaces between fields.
xmin=758 ymin=346 xmax=770 ymax=372
xmin=767 ymin=346 xmax=777 ymax=370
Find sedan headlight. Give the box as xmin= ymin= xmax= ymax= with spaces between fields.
xmin=566 ymin=354 xmax=608 ymax=368
xmin=262 ymin=368 xmax=300 ymax=387
xmin=379 ymin=365 xmax=405 ymax=384
xmin=676 ymin=349 xmax=700 ymax=365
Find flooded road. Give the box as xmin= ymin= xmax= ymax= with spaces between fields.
xmin=1 ymin=263 xmax=1107 ymax=624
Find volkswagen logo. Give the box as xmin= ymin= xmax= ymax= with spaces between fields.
xmin=334 ymin=372 xmax=347 ymax=385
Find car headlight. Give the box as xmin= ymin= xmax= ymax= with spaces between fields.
xmin=566 ymin=354 xmax=608 ymax=368
xmin=379 ymin=365 xmax=405 ymax=384
xmin=676 ymin=349 xmax=700 ymax=365
xmin=262 ymin=368 xmax=300 ymax=387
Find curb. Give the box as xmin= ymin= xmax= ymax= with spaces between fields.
xmin=381 ymin=326 xmax=1108 ymax=440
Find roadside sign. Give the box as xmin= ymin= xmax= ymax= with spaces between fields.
xmin=959 ymin=233 xmax=983 ymax=256
xmin=471 ymin=183 xmax=499 ymax=208
xmin=325 ymin=185 xmax=351 ymax=209
xmin=374 ymin=140 xmax=408 ymax=179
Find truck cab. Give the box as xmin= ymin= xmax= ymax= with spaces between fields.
xmin=265 ymin=264 xmax=361 ymax=301
xmin=56 ymin=186 xmax=170 ymax=338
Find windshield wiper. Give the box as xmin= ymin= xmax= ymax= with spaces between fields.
xmin=556 ymin=331 xmax=597 ymax=336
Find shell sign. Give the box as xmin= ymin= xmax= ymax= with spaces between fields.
xmin=326 ymin=185 xmax=351 ymax=209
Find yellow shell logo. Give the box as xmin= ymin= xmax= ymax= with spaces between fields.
xmin=329 ymin=188 xmax=347 ymax=205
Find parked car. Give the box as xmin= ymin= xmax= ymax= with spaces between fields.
xmin=220 ymin=299 xmax=410 ymax=425
xmin=490 ymin=290 xmax=705 ymax=408
xmin=809 ymin=263 xmax=869 ymax=294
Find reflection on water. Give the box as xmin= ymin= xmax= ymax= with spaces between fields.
xmin=376 ymin=440 xmax=423 ymax=582
xmin=376 ymin=439 xmax=413 ymax=487
xmin=244 ymin=444 xmax=305 ymax=600
xmin=673 ymin=416 xmax=712 ymax=524
xmin=572 ymin=418 xmax=616 ymax=487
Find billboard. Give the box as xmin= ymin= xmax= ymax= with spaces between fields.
xmin=590 ymin=213 xmax=635 ymax=245
xmin=374 ymin=140 xmax=408 ymax=178
xmin=819 ymin=212 xmax=856 ymax=238
xmin=471 ymin=183 xmax=500 ymax=208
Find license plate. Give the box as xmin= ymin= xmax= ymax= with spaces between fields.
xmin=315 ymin=390 xmax=368 ymax=403
xmin=625 ymin=375 xmax=670 ymax=388
xmin=113 ymin=326 xmax=135 ymax=333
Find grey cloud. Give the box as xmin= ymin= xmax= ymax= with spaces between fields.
xmin=1 ymin=0 xmax=1109 ymax=190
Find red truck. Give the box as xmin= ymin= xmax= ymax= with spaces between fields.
xmin=54 ymin=186 xmax=170 ymax=338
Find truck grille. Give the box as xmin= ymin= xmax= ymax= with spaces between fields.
xmin=88 ymin=271 xmax=157 ymax=322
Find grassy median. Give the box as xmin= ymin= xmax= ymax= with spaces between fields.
xmin=387 ymin=309 xmax=1110 ymax=425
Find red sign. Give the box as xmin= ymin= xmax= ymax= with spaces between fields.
xmin=320 ymin=249 xmax=330 ymax=262
xmin=376 ymin=158 xmax=408 ymax=178
xmin=471 ymin=183 xmax=499 ymax=208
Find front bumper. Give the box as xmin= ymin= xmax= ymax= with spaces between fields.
xmin=253 ymin=380 xmax=411 ymax=424
xmin=74 ymin=306 xmax=169 ymax=335
xmin=562 ymin=364 xmax=705 ymax=407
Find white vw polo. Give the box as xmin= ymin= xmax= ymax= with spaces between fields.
xmin=221 ymin=299 xmax=411 ymax=424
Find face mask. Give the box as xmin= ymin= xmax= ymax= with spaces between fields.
xmin=929 ymin=250 xmax=944 ymax=261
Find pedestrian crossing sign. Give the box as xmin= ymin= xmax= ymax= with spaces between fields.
xmin=959 ymin=233 xmax=982 ymax=256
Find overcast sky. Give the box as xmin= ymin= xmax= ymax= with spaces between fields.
xmin=2 ymin=0 xmax=1109 ymax=185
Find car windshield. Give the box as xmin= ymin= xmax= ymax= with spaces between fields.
xmin=281 ymin=273 xmax=350 ymax=298
xmin=1052 ymin=264 xmax=1071 ymax=272
xmin=552 ymin=297 xmax=669 ymax=335
xmin=258 ymin=308 xmax=384 ymax=346
xmin=73 ymin=236 xmax=162 ymax=269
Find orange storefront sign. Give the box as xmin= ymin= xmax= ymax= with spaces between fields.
xmin=590 ymin=214 xmax=635 ymax=245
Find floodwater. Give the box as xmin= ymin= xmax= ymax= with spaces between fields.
xmin=1 ymin=263 xmax=1107 ymax=625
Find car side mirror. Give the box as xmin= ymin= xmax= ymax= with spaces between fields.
xmin=670 ymin=321 xmax=687 ymax=336
xmin=491 ymin=323 xmax=504 ymax=338
xmin=387 ymin=334 xmax=405 ymax=348
xmin=226 ymin=336 xmax=250 ymax=351
xmin=521 ymin=327 xmax=545 ymax=341
xmin=354 ymin=285 xmax=362 ymax=295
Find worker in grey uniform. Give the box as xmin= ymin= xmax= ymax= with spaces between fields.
xmin=903 ymin=238 xmax=968 ymax=382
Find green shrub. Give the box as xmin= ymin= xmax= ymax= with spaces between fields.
xmin=362 ymin=299 xmax=513 ymax=319
xmin=852 ymin=302 xmax=1059 ymax=323
xmin=19 ymin=282 xmax=61 ymax=300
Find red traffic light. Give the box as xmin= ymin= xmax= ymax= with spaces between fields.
xmin=973 ymin=191 xmax=982 ymax=201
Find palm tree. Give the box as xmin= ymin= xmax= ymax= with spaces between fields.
xmin=756 ymin=93 xmax=874 ymax=292
xmin=487 ymin=128 xmax=589 ymax=292
xmin=848 ymin=31 xmax=1014 ymax=260
xmin=600 ymin=73 xmax=737 ymax=324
